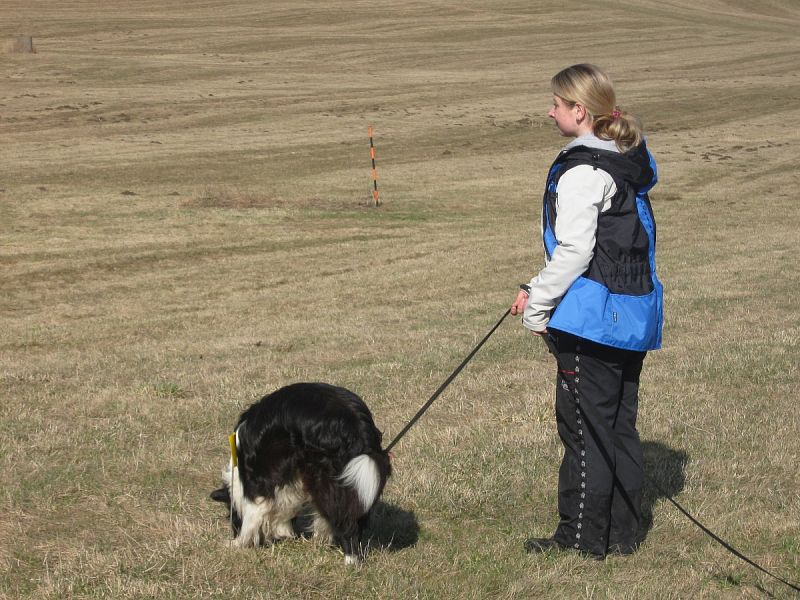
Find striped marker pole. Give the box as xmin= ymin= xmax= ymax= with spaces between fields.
xmin=368 ymin=125 xmax=379 ymax=206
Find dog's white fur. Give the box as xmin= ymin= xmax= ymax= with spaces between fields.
xmin=339 ymin=454 xmax=382 ymax=511
xmin=223 ymin=453 xmax=381 ymax=561
xmin=224 ymin=464 xmax=309 ymax=548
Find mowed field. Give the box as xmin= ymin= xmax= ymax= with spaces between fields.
xmin=2 ymin=1 xmax=799 ymax=598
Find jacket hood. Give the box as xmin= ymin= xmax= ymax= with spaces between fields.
xmin=563 ymin=140 xmax=657 ymax=195
xmin=621 ymin=140 xmax=657 ymax=194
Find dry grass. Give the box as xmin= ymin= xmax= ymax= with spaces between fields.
xmin=2 ymin=1 xmax=799 ymax=598
xmin=182 ymin=185 xmax=374 ymax=210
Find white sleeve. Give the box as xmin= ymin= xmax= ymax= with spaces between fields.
xmin=522 ymin=164 xmax=614 ymax=332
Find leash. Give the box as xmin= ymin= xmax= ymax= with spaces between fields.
xmin=385 ymin=308 xmax=511 ymax=452
xmin=540 ymin=334 xmax=800 ymax=593
xmin=380 ymin=302 xmax=799 ymax=593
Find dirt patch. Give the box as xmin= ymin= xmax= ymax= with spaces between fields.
xmin=4 ymin=35 xmax=35 ymax=53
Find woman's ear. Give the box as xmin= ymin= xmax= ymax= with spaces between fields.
xmin=574 ymin=102 xmax=588 ymax=123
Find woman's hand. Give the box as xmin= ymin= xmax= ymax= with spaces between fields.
xmin=510 ymin=289 xmax=529 ymax=316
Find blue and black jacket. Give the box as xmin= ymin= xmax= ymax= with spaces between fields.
xmin=543 ymin=142 xmax=663 ymax=351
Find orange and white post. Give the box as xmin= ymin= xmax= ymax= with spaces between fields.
xmin=368 ymin=125 xmax=380 ymax=206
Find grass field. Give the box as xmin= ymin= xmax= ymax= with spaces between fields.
xmin=2 ymin=1 xmax=799 ymax=598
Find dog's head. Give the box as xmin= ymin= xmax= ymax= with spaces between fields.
xmin=210 ymin=485 xmax=230 ymax=505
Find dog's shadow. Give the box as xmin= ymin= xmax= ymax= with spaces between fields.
xmin=640 ymin=440 xmax=689 ymax=541
xmin=293 ymin=501 xmax=420 ymax=553
xmin=362 ymin=501 xmax=420 ymax=551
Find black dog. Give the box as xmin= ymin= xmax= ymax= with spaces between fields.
xmin=211 ymin=382 xmax=391 ymax=564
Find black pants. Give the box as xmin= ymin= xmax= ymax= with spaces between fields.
xmin=549 ymin=332 xmax=646 ymax=556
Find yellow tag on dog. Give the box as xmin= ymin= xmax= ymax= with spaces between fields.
xmin=228 ymin=432 xmax=238 ymax=467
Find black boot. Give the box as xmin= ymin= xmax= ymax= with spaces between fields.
xmin=524 ymin=537 xmax=604 ymax=560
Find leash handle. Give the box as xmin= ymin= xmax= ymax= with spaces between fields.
xmin=386 ymin=308 xmax=511 ymax=452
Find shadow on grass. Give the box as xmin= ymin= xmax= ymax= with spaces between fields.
xmin=641 ymin=440 xmax=689 ymax=542
xmin=292 ymin=501 xmax=419 ymax=554
xmin=363 ymin=501 xmax=420 ymax=552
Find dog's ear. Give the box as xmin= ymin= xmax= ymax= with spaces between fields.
xmin=210 ymin=486 xmax=230 ymax=503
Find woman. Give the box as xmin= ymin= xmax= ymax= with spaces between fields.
xmin=511 ymin=64 xmax=663 ymax=559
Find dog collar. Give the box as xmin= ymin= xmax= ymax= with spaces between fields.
xmin=229 ymin=420 xmax=246 ymax=467
xmin=228 ymin=432 xmax=238 ymax=467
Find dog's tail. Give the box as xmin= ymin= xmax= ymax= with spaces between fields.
xmin=339 ymin=452 xmax=391 ymax=512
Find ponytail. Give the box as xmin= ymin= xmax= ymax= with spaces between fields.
xmin=593 ymin=109 xmax=643 ymax=153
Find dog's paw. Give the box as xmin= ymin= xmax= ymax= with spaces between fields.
xmin=344 ymin=554 xmax=363 ymax=567
xmin=231 ymin=534 xmax=263 ymax=549
xmin=273 ymin=521 xmax=296 ymax=540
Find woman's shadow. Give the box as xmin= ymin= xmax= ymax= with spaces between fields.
xmin=365 ymin=442 xmax=685 ymax=553
xmin=640 ymin=440 xmax=689 ymax=542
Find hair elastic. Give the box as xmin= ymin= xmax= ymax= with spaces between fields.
xmin=612 ymin=108 xmax=622 ymax=120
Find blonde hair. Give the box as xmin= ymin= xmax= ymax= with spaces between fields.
xmin=550 ymin=64 xmax=643 ymax=152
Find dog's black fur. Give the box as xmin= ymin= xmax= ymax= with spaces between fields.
xmin=211 ymin=382 xmax=391 ymax=564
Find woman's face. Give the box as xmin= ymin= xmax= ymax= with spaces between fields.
xmin=548 ymin=95 xmax=583 ymax=137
